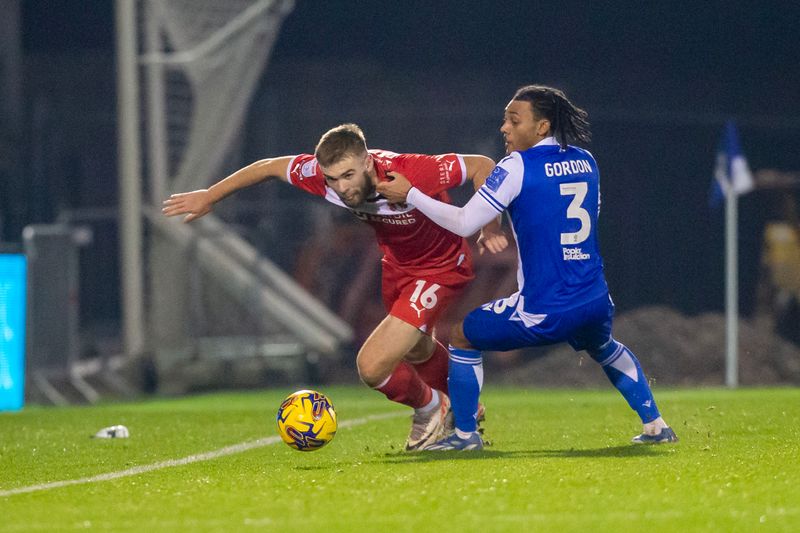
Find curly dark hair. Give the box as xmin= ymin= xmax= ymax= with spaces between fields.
xmin=512 ymin=85 xmax=592 ymax=149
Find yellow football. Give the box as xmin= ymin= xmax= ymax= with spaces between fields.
xmin=276 ymin=390 xmax=337 ymax=451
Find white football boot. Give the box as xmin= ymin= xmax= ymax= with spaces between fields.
xmin=405 ymin=392 xmax=450 ymax=451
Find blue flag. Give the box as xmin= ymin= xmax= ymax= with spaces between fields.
xmin=710 ymin=121 xmax=754 ymax=208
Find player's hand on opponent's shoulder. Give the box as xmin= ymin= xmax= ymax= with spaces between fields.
xmin=477 ymin=227 xmax=509 ymax=255
xmin=376 ymin=171 xmax=412 ymax=203
xmin=162 ymin=189 xmax=214 ymax=223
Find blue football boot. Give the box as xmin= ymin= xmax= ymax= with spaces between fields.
xmin=424 ymin=432 xmax=484 ymax=451
xmin=631 ymin=426 xmax=679 ymax=444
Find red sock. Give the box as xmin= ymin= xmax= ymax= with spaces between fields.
xmin=375 ymin=362 xmax=432 ymax=409
xmin=412 ymin=339 xmax=449 ymax=394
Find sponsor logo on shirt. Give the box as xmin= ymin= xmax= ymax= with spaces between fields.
xmin=485 ymin=166 xmax=509 ymax=192
xmin=563 ymin=247 xmax=591 ymax=260
xmin=352 ymin=211 xmax=418 ymax=226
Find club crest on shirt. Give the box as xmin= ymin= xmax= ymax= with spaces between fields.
xmin=485 ymin=166 xmax=509 ymax=192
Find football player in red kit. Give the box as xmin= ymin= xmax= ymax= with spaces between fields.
xmin=163 ymin=123 xmax=503 ymax=450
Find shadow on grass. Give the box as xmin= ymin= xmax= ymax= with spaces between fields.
xmin=374 ymin=444 xmax=670 ymax=464
xmin=291 ymin=444 xmax=672 ymax=470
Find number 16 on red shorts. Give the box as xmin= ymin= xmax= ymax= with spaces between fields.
xmin=382 ymin=266 xmax=473 ymax=333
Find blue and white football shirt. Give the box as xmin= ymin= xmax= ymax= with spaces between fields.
xmin=479 ymin=137 xmax=609 ymax=315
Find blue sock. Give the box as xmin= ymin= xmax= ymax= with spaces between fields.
xmin=447 ymin=346 xmax=483 ymax=433
xmin=590 ymin=339 xmax=660 ymax=423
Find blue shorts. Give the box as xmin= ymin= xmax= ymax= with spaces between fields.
xmin=463 ymin=293 xmax=614 ymax=353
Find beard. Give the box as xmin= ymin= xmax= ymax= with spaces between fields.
xmin=340 ymin=171 xmax=375 ymax=208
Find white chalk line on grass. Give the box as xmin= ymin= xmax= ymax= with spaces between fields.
xmin=0 ymin=411 xmax=405 ymax=498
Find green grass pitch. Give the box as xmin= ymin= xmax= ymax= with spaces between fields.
xmin=1 ymin=386 xmax=798 ymax=531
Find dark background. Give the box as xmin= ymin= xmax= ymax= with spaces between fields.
xmin=3 ymin=0 xmax=799 ymax=336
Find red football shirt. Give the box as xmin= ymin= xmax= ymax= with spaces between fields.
xmin=286 ymin=150 xmax=473 ymax=278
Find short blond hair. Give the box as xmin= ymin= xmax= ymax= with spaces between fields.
xmin=314 ymin=123 xmax=368 ymax=167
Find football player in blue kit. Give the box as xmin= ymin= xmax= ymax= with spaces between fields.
xmin=377 ymin=85 xmax=678 ymax=450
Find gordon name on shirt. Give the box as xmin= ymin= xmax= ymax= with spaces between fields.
xmin=544 ymin=159 xmax=592 ymax=177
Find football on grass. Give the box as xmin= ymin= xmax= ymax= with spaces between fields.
xmin=276 ymin=390 xmax=337 ymax=451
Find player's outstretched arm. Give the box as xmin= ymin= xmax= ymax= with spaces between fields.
xmin=377 ymin=175 xmax=499 ymax=238
xmin=462 ymin=155 xmax=508 ymax=255
xmin=409 ymin=187 xmax=499 ymax=238
xmin=162 ymin=156 xmax=294 ymax=223
xmin=462 ymin=155 xmax=496 ymax=191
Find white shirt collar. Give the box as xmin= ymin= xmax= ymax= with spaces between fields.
xmin=534 ymin=136 xmax=558 ymax=147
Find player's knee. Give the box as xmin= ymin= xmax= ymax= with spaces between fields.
xmin=448 ymin=321 xmax=474 ymax=350
xmin=356 ymin=351 xmax=389 ymax=388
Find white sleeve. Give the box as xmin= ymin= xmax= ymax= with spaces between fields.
xmin=406 ymin=152 xmax=524 ymax=237
xmin=456 ymin=154 xmax=468 ymax=186
xmin=407 ymin=187 xmax=499 ymax=237
xmin=475 ymin=152 xmax=524 ymax=213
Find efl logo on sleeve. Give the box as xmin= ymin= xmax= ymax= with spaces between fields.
xmin=301 ymin=160 xmax=317 ymax=178
xmin=485 ymin=166 xmax=509 ymax=192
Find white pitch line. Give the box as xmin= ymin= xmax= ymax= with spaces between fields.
xmin=0 ymin=411 xmax=405 ymax=498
